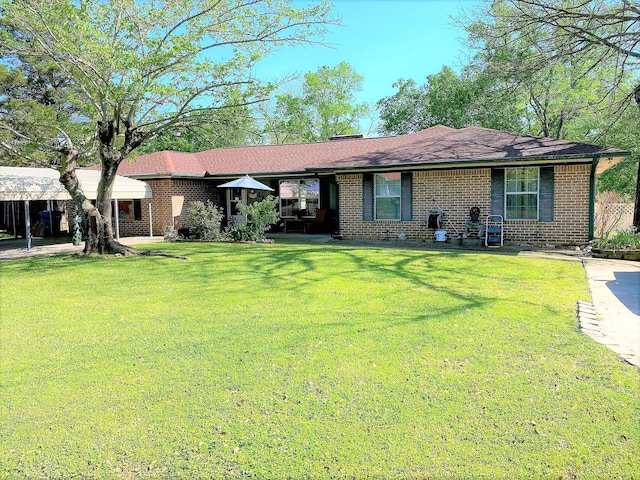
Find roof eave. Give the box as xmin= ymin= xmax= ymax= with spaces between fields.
xmin=595 ymin=154 xmax=627 ymax=174
xmin=123 ymin=172 xmax=205 ymax=179
xmin=204 ymin=170 xmax=315 ymax=179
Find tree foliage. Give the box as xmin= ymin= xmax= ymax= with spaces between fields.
xmin=461 ymin=0 xmax=640 ymax=227
xmin=375 ymin=78 xmax=429 ymax=136
xmin=0 ymin=0 xmax=336 ymax=253
xmin=261 ymin=62 xmax=369 ymax=143
xmin=376 ymin=66 xmax=524 ymax=136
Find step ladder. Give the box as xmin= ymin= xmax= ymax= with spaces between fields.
xmin=485 ymin=215 xmax=504 ymax=248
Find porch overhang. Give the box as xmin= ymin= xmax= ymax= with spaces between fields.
xmin=0 ymin=167 xmax=153 ymax=201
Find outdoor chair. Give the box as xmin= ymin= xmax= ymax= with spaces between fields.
xmin=306 ymin=208 xmax=328 ymax=234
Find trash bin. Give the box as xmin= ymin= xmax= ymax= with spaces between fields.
xmin=435 ymin=230 xmax=447 ymax=242
xmin=39 ymin=210 xmax=51 ymax=236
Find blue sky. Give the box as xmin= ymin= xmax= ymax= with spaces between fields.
xmin=254 ymin=0 xmax=482 ymax=106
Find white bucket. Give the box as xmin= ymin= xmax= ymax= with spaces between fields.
xmin=434 ymin=230 xmax=447 ymax=242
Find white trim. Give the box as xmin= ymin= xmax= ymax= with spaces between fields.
xmin=374 ymin=172 xmax=402 ymax=221
xmin=504 ymin=167 xmax=540 ymax=220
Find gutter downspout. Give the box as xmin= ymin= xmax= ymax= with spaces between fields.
xmin=589 ymin=156 xmax=598 ymax=240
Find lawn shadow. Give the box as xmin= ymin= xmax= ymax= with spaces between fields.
xmin=241 ymin=241 xmax=566 ymax=332
xmin=1 ymin=240 xmax=574 ymax=334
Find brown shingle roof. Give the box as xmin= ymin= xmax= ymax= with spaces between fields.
xmin=118 ymin=126 xmax=455 ymax=176
xmin=117 ymin=125 xmax=625 ymax=177
xmin=320 ymin=127 xmax=627 ymax=170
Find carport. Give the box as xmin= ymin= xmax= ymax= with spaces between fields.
xmin=0 ymin=167 xmax=153 ymax=250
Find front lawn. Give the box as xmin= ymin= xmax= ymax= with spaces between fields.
xmin=1 ymin=242 xmax=638 ymax=478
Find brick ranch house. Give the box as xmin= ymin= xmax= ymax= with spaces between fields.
xmin=113 ymin=125 xmax=627 ymax=246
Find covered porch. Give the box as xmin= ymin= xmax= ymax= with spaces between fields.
xmin=215 ymin=173 xmax=338 ymax=234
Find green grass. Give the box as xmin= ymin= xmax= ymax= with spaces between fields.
xmin=1 ymin=242 xmax=638 ymax=479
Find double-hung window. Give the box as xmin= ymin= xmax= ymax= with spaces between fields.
xmin=492 ymin=166 xmax=554 ymax=221
xmin=375 ymin=173 xmax=402 ymax=220
xmin=505 ymin=167 xmax=539 ymax=220
xmin=363 ymin=172 xmax=412 ymax=221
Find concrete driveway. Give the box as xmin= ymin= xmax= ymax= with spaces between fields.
xmin=582 ymin=258 xmax=640 ymax=367
xmin=0 ymin=236 xmax=163 ymax=259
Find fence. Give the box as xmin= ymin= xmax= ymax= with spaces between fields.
xmin=595 ymin=202 xmax=634 ymax=234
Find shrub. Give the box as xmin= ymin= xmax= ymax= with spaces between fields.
xmin=188 ymin=201 xmax=224 ymax=241
xmin=163 ymin=226 xmax=180 ymax=242
xmin=231 ymin=196 xmax=280 ymax=241
xmin=593 ymin=228 xmax=640 ymax=249
xmin=226 ymin=224 xmax=253 ymax=242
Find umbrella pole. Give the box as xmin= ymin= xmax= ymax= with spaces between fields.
xmin=25 ymin=200 xmax=31 ymax=251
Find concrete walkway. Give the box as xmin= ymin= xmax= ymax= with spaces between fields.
xmin=581 ymin=258 xmax=640 ymax=367
xmin=0 ymin=236 xmax=163 ymax=259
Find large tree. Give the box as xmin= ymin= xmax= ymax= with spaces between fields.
xmin=462 ymin=0 xmax=640 ymax=229
xmin=261 ymin=61 xmax=369 ymax=143
xmin=0 ymin=0 xmax=336 ymax=254
xmin=376 ymin=66 xmax=524 ymax=136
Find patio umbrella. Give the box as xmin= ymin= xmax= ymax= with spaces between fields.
xmin=217 ymin=175 xmax=274 ymax=191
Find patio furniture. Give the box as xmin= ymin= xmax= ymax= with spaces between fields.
xmin=285 ymin=219 xmax=306 ymax=233
xmin=464 ymin=206 xmax=484 ymax=239
xmin=306 ymin=209 xmax=328 ymax=234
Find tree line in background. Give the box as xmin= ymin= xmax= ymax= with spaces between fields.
xmin=137 ymin=60 xmax=370 ymax=151
xmin=0 ymin=0 xmax=337 ymax=254
xmin=148 ymin=0 xmax=640 ymax=230
xmin=1 ymin=0 xmax=639 ymax=255
xmin=376 ymin=0 xmax=640 ymax=215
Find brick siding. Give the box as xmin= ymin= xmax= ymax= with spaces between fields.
xmin=337 ymin=164 xmax=593 ymax=246
xmin=118 ymin=178 xmax=219 ymax=236
xmin=116 ymin=163 xmax=593 ymax=244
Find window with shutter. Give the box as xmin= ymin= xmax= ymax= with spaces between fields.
xmin=492 ymin=167 xmax=555 ymax=221
xmin=362 ymin=172 xmax=413 ymax=221
xmin=374 ymin=172 xmax=401 ymax=220
xmin=505 ymin=167 xmax=539 ymax=220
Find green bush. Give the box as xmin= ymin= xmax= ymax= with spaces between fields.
xmin=226 ymin=224 xmax=253 ymax=242
xmin=187 ymin=200 xmax=224 ymax=241
xmin=231 ymin=195 xmax=279 ymax=241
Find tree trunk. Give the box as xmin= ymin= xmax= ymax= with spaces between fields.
xmin=90 ymin=163 xmax=138 ymax=255
xmin=634 ymin=85 xmax=640 ymax=231
xmin=57 ymin=137 xmax=138 ymax=256
xmin=58 ymin=146 xmax=101 ymax=250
